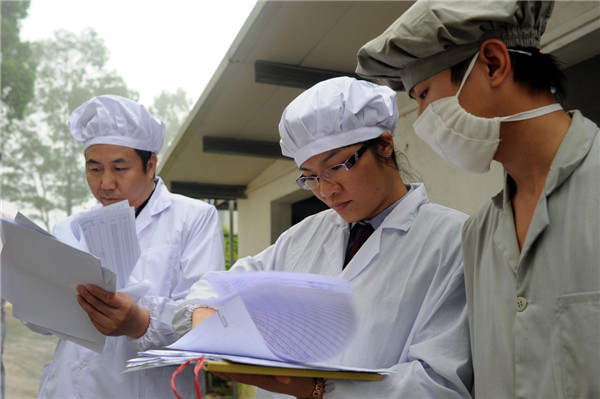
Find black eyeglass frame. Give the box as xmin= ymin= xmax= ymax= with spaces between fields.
xmin=296 ymin=142 xmax=372 ymax=190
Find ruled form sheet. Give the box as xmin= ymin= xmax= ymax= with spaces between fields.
xmin=169 ymin=271 xmax=356 ymax=364
xmin=71 ymin=200 xmax=140 ymax=289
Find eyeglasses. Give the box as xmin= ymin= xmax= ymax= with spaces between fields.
xmin=296 ymin=143 xmax=371 ymax=190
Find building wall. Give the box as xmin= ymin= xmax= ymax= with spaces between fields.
xmin=562 ymin=54 xmax=600 ymax=125
xmin=237 ymin=159 xmax=311 ymax=257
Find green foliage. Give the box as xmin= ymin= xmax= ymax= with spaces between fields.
xmin=1 ymin=116 xmax=58 ymax=228
xmin=1 ymin=0 xmax=37 ymax=120
xmin=0 ymin=28 xmax=136 ymax=229
xmin=148 ymin=88 xmax=192 ymax=157
xmin=1 ymin=24 xmax=193 ymax=229
xmin=223 ymin=231 xmax=238 ymax=270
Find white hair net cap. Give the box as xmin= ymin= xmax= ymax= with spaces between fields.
xmin=279 ymin=77 xmax=399 ymax=167
xmin=69 ymin=95 xmax=165 ymax=153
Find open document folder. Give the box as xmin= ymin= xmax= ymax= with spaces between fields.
xmin=0 ymin=213 xmax=116 ymax=352
xmin=127 ymin=271 xmax=391 ymax=379
xmin=126 ymin=350 xmax=388 ymax=381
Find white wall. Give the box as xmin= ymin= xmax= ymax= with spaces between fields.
xmin=237 ymin=159 xmax=311 ymax=257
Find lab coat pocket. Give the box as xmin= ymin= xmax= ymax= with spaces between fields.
xmin=554 ymin=291 xmax=600 ymax=399
xmin=131 ymin=245 xmax=179 ymax=297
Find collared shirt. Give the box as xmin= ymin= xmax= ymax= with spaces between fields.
xmin=462 ymin=111 xmax=600 ymax=398
xmin=353 ymin=184 xmax=414 ymax=231
xmin=347 ymin=184 xmax=414 ymax=250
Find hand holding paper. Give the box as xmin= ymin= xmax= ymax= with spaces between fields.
xmin=0 ymin=214 xmax=116 ymax=352
xmin=76 ymin=284 xmax=150 ymax=338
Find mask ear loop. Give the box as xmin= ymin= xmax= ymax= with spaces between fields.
xmin=457 ymin=49 xmax=532 ymax=97
xmin=455 ymin=51 xmax=480 ymax=98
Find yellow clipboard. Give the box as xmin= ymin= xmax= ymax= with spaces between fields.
xmin=203 ymin=360 xmax=383 ymax=381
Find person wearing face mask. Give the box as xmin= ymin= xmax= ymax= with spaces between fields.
xmin=173 ymin=77 xmax=473 ymax=398
xmin=356 ymin=1 xmax=600 ymax=398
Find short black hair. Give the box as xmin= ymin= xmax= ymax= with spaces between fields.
xmin=134 ymin=149 xmax=154 ymax=174
xmin=450 ymin=47 xmax=566 ymax=100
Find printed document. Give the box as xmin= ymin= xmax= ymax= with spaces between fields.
xmin=127 ymin=271 xmax=367 ymax=374
xmin=70 ymin=200 xmax=140 ymax=289
xmin=182 ymin=271 xmax=356 ymax=363
xmin=0 ymin=213 xmax=116 ymax=352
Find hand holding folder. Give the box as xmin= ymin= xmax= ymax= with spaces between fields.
xmin=127 ymin=271 xmax=392 ymax=380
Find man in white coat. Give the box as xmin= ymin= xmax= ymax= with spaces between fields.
xmin=173 ymin=77 xmax=472 ymax=398
xmin=34 ymin=95 xmax=225 ymax=398
xmin=357 ymin=1 xmax=599 ymax=397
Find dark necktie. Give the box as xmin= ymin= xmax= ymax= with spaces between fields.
xmin=344 ymin=222 xmax=375 ymax=267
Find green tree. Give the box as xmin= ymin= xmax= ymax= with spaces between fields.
xmin=223 ymin=229 xmax=238 ymax=270
xmin=1 ymin=0 xmax=36 ymax=120
xmin=149 ymin=88 xmax=192 ymax=158
xmin=1 ymin=28 xmax=136 ymax=230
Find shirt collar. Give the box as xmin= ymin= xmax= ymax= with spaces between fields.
xmin=135 ymin=178 xmax=157 ymax=218
xmin=352 ymin=184 xmax=415 ymax=230
xmin=493 ymin=110 xmax=598 ymax=210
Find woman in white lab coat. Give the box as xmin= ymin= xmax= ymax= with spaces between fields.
xmin=173 ymin=77 xmax=472 ymax=398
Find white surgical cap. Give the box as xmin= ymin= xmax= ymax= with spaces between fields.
xmin=356 ymin=0 xmax=554 ymax=92
xmin=69 ymin=95 xmax=165 ymax=153
xmin=279 ymin=77 xmax=399 ymax=167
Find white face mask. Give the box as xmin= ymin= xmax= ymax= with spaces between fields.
xmin=412 ymin=52 xmax=562 ymax=173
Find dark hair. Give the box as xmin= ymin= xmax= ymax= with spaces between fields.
xmin=363 ymin=136 xmax=420 ymax=183
xmin=450 ymin=47 xmax=566 ymax=100
xmin=134 ymin=149 xmax=154 ymax=174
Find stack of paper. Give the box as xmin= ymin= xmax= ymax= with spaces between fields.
xmin=127 ymin=349 xmax=389 ymax=381
xmin=126 ymin=271 xmax=391 ymax=379
xmin=184 ymin=271 xmax=356 ymax=363
xmin=0 ymin=213 xmax=116 ymax=352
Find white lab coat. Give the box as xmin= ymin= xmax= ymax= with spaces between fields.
xmin=175 ymin=183 xmax=472 ymax=398
xmin=37 ymin=177 xmax=225 ymax=399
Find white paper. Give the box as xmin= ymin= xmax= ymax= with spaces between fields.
xmin=14 ymin=212 xmax=55 ymax=238
xmin=163 ymin=271 xmax=356 ymax=366
xmin=0 ymin=216 xmax=116 ymax=352
xmin=71 ymin=200 xmax=140 ymax=289
xmin=25 ymin=321 xmax=105 ymax=353
xmin=127 ymin=271 xmax=361 ymax=374
xmin=200 ymin=271 xmax=357 ymax=363
xmin=169 ymin=295 xmax=278 ymax=360
xmin=126 ymin=349 xmax=395 ymax=375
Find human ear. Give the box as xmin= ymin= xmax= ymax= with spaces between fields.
xmin=377 ymin=132 xmax=395 ymax=157
xmin=479 ymin=39 xmax=512 ymax=88
xmin=147 ymin=153 xmax=158 ymax=176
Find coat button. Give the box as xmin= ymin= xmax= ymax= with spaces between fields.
xmin=516 ymin=297 xmax=528 ymax=312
